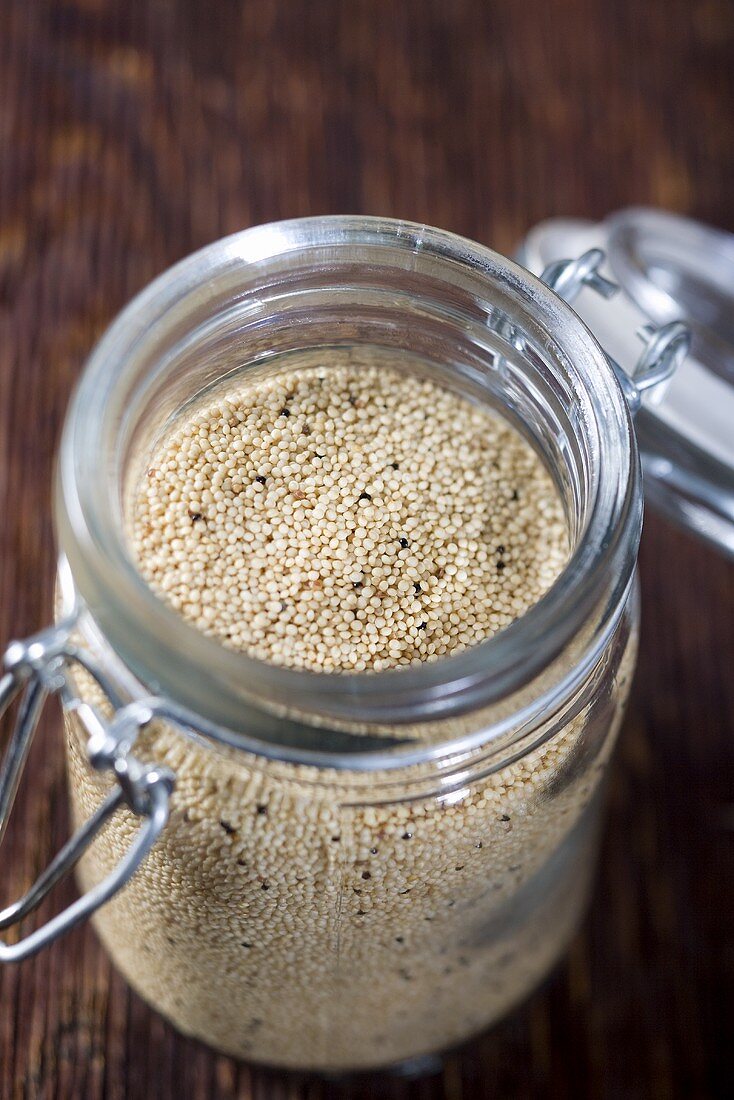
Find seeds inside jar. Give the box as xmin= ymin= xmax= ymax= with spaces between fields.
xmin=66 ymin=347 xmax=636 ymax=1073
xmin=132 ymin=353 xmax=568 ymax=673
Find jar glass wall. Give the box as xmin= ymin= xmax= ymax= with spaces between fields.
xmin=64 ymin=595 xmax=636 ymax=1071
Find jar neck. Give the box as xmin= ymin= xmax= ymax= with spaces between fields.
xmin=56 ymin=216 xmax=641 ymax=770
xmin=60 ymin=554 xmax=636 ymax=794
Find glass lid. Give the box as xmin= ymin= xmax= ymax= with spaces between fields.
xmin=518 ymin=207 xmax=734 ymax=558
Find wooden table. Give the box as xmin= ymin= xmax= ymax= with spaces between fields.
xmin=1 ymin=1 xmax=733 ymax=1096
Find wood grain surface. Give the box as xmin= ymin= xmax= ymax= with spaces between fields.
xmin=1 ymin=1 xmax=733 ymax=1097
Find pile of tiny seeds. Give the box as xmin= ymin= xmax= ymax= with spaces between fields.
xmin=132 ymin=360 xmax=569 ymax=672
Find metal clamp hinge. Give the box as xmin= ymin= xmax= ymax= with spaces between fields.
xmin=541 ymin=248 xmax=691 ymax=413
xmin=0 ymin=620 xmax=174 ymax=963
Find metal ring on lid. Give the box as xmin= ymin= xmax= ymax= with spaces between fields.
xmin=540 ymin=248 xmax=691 ymax=415
xmin=606 ymin=208 xmax=734 ymax=384
xmin=0 ymin=620 xmax=174 ymax=963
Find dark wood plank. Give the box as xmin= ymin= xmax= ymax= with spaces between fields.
xmin=1 ymin=0 xmax=733 ymax=1096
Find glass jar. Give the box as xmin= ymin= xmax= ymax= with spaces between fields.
xmin=0 ymin=217 xmax=682 ymax=1073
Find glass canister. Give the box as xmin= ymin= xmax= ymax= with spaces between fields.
xmin=0 ymin=218 xmax=688 ymax=1072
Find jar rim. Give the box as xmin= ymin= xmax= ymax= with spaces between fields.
xmin=56 ymin=215 xmax=641 ymax=767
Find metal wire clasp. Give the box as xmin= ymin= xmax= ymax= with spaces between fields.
xmin=541 ymin=248 xmax=691 ymax=414
xmin=0 ymin=620 xmax=174 ymax=963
